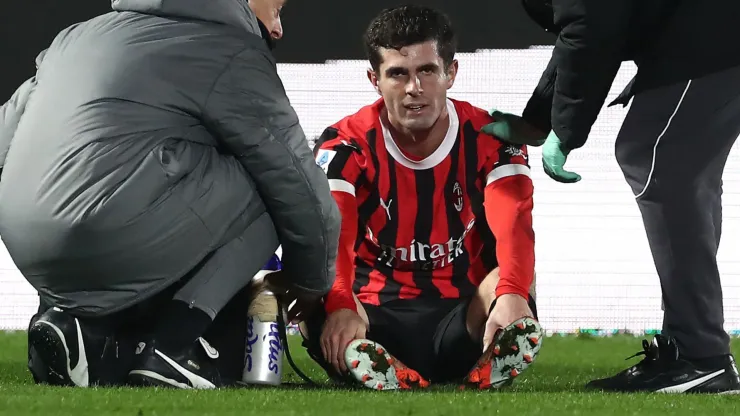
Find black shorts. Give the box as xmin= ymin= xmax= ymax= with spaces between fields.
xmin=303 ymin=297 xmax=483 ymax=383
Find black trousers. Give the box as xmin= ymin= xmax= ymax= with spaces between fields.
xmin=615 ymin=64 xmax=740 ymax=359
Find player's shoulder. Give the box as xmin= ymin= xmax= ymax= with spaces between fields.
xmin=450 ymin=98 xmax=512 ymax=151
xmin=450 ymin=98 xmax=495 ymax=132
xmin=313 ymin=99 xmax=383 ymax=156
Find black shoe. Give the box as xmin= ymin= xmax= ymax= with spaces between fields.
xmin=586 ymin=335 xmax=740 ymax=394
xmin=28 ymin=307 xmax=94 ymax=387
xmin=128 ymin=337 xmax=222 ymax=389
xmin=28 ymin=307 xmax=144 ymax=387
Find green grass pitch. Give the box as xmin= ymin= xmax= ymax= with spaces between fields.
xmin=0 ymin=331 xmax=738 ymax=415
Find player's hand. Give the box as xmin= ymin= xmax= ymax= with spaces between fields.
xmin=542 ymin=130 xmax=581 ymax=183
xmin=320 ymin=308 xmax=368 ymax=374
xmin=483 ymin=294 xmax=534 ymax=352
xmin=481 ymin=109 xmax=547 ymax=147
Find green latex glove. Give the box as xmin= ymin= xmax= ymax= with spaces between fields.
xmin=542 ymin=130 xmax=581 ymax=183
xmin=481 ymin=109 xmax=547 ymax=147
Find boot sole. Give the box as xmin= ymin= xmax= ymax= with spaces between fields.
xmin=28 ymin=319 xmax=89 ymax=387
xmin=462 ymin=316 xmax=543 ymax=390
xmin=344 ymin=339 xmax=430 ymax=391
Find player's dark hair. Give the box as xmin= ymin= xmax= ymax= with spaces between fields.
xmin=363 ymin=5 xmax=457 ymax=74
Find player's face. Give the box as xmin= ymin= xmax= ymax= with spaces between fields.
xmin=368 ymin=40 xmax=458 ymax=133
xmin=249 ymin=0 xmax=285 ymax=40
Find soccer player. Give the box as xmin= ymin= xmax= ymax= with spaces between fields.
xmin=1 ymin=0 xmax=339 ymax=389
xmin=300 ymin=5 xmax=543 ymax=390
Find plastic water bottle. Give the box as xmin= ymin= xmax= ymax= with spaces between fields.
xmin=242 ymin=255 xmax=284 ymax=386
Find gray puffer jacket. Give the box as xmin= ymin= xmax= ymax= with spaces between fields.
xmin=0 ymin=0 xmax=340 ymax=315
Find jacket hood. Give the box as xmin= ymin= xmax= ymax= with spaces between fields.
xmin=111 ymin=0 xmax=261 ymax=36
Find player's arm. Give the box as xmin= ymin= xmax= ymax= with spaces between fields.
xmin=482 ymin=142 xmax=535 ymax=299
xmin=313 ymin=129 xmax=369 ymax=373
xmin=313 ymin=129 xmax=363 ymax=315
xmin=548 ymin=0 xmax=635 ymax=149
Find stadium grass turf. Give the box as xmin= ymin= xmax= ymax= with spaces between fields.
xmin=0 ymin=331 xmax=738 ymax=415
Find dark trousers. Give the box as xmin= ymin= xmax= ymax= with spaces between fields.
xmin=615 ymin=64 xmax=740 ymax=358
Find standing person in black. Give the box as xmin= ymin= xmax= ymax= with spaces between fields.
xmin=487 ymin=0 xmax=740 ymax=393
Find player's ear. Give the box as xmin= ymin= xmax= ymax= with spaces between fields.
xmin=445 ymin=59 xmax=458 ymax=90
xmin=367 ymin=68 xmax=381 ymax=95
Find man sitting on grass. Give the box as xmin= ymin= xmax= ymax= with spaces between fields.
xmin=299 ymin=4 xmax=543 ymax=390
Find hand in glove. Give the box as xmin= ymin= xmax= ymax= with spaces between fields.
xmin=481 ymin=109 xmax=548 ymax=147
xmin=542 ymin=131 xmax=581 ymax=183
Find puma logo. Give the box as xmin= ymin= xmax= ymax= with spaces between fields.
xmin=380 ymin=198 xmax=392 ymax=220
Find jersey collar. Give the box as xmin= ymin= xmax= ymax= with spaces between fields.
xmin=380 ymin=99 xmax=459 ymax=170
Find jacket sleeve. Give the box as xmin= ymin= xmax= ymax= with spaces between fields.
xmin=1 ymin=49 xmax=46 ymax=173
xmin=550 ymin=0 xmax=635 ymax=150
xmin=522 ymin=53 xmax=557 ymax=133
xmin=203 ymin=46 xmax=340 ymax=296
xmin=0 ymin=76 xmax=38 ymax=171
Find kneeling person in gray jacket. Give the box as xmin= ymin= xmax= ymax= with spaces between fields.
xmin=0 ymin=0 xmax=339 ymax=389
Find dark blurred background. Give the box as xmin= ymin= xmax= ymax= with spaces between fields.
xmin=0 ymin=0 xmax=554 ymax=100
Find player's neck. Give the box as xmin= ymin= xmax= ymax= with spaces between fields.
xmin=383 ymin=109 xmax=450 ymax=160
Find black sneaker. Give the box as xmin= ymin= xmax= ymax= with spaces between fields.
xmin=586 ymin=335 xmax=740 ymax=394
xmin=27 ymin=307 xmax=96 ymax=387
xmin=128 ymin=337 xmax=222 ymax=389
xmin=28 ymin=307 xmax=145 ymax=387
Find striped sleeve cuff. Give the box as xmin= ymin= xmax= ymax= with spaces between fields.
xmin=486 ymin=164 xmax=531 ymax=186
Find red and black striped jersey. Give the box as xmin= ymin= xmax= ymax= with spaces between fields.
xmin=314 ymin=98 xmax=535 ymax=313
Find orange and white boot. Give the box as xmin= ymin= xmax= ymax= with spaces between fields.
xmin=463 ymin=316 xmax=543 ymax=390
xmin=344 ymin=339 xmax=430 ymax=391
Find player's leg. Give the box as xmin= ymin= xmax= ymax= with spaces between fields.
xmin=300 ymin=298 xmax=431 ymax=390
xmin=299 ymin=295 xmax=370 ymax=384
xmin=465 ymin=268 xmax=538 ymax=342
xmin=342 ymin=299 xmax=444 ymax=391
xmin=587 ymin=66 xmax=740 ymax=393
xmin=432 ymin=268 xmax=542 ymax=388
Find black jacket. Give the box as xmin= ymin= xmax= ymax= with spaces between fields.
xmin=522 ymin=0 xmax=740 ymax=150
